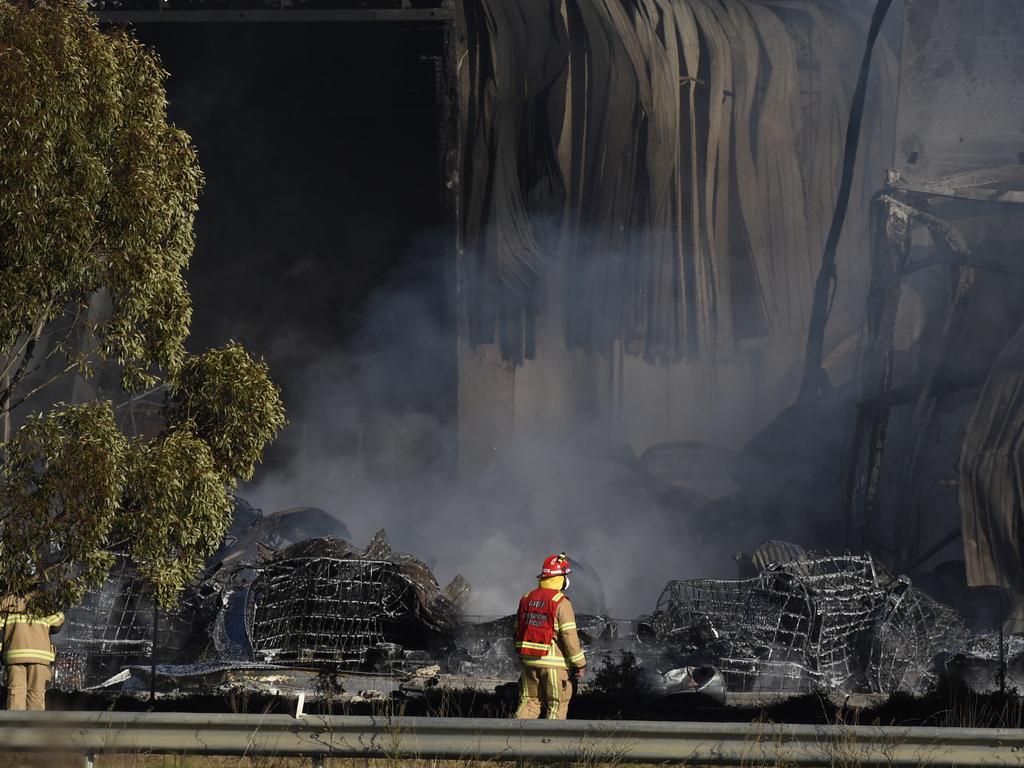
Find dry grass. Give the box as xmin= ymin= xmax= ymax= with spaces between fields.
xmin=4 ymin=688 xmax=1019 ymax=768
xmin=0 ymin=760 xmax=646 ymax=768
xmin=0 ymin=742 xmax=984 ymax=768
xmin=0 ymin=756 xmax=958 ymax=768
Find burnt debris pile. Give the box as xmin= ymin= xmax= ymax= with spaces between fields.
xmin=53 ymin=501 xmax=467 ymax=688
xmin=246 ymin=530 xmax=462 ymax=667
xmin=56 ymin=557 xmax=215 ymax=689
xmin=638 ymin=545 xmax=966 ymax=695
xmin=52 ymin=499 xmax=974 ymax=701
xmin=449 ymin=613 xmax=618 ymax=680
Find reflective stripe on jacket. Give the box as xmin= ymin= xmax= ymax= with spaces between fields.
xmin=0 ymin=595 xmax=64 ymax=666
xmin=518 ymin=589 xmax=586 ymax=671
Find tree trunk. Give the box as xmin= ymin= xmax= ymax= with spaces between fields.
xmin=0 ymin=370 xmax=9 ymax=445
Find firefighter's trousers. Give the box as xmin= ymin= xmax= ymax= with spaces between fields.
xmin=514 ymin=666 xmax=572 ymax=720
xmin=5 ymin=663 xmax=50 ymax=711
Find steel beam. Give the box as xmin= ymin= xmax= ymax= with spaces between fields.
xmin=886 ymin=165 xmax=1024 ymax=206
xmin=1 ymin=711 xmax=1024 ymax=766
xmin=846 ymin=190 xmax=914 ymax=551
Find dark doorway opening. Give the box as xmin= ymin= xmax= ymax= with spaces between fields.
xmin=133 ymin=22 xmax=455 ymax=504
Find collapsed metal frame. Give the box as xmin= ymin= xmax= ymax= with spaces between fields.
xmin=846 ymin=166 xmax=1024 ymax=562
xmin=245 ymin=556 xmax=419 ymax=667
xmin=652 ymin=552 xmax=965 ymax=694
xmin=654 ymin=575 xmax=820 ymax=693
xmin=868 ymin=575 xmax=968 ymax=694
xmin=55 ymin=557 xmax=209 ymax=689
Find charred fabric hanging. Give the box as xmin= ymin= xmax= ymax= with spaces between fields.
xmin=961 ymin=322 xmax=1024 ymax=599
xmin=460 ymin=0 xmax=897 ymax=364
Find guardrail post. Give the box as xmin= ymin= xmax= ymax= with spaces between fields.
xmin=312 ymin=757 xmax=325 ymax=768
xmin=82 ymin=752 xmax=95 ymax=768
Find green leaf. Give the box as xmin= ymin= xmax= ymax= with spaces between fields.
xmin=0 ymin=3 xmax=286 ymax=614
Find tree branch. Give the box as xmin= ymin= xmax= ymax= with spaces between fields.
xmin=0 ymin=309 xmax=50 ymax=384
xmin=115 ymin=383 xmax=168 ymax=411
xmin=0 ymin=372 xmax=9 ymax=445
xmin=0 ymin=302 xmax=91 ymax=431
xmin=7 ymin=306 xmax=86 ymax=397
xmin=0 ymin=338 xmax=31 ymax=384
xmin=0 ymin=313 xmax=48 ymax=415
xmin=3 ymin=361 xmax=79 ymax=415
xmin=0 ymin=321 xmax=73 ymax=386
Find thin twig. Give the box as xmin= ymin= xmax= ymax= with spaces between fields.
xmin=115 ymin=384 xmax=168 ymax=410
xmin=0 ymin=319 xmax=41 ymax=382
xmin=0 ymin=313 xmax=48 ymax=413
xmin=5 ymin=309 xmax=85 ymax=398
xmin=3 ymin=361 xmax=79 ymax=414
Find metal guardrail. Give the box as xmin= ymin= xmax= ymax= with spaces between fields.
xmin=1 ymin=711 xmax=1024 ymax=766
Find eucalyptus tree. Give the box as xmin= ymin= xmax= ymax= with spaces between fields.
xmin=0 ymin=1 xmax=287 ymax=612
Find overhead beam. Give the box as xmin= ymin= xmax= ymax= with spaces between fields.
xmin=95 ymin=7 xmax=455 ymax=23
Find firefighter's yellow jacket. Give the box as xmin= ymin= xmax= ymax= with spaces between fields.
xmin=519 ymin=578 xmax=587 ymax=671
xmin=0 ymin=594 xmax=64 ymax=665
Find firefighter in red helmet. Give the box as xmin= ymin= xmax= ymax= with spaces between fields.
xmin=513 ymin=553 xmax=586 ymax=719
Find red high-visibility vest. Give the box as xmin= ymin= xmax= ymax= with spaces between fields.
xmin=514 ymin=588 xmax=561 ymax=657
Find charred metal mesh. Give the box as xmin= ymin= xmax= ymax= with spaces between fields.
xmin=450 ymin=615 xmax=519 ymax=678
xmin=54 ymin=558 xmax=207 ymax=687
xmin=655 ymin=576 xmax=819 ymax=692
xmin=246 ymin=557 xmax=414 ymax=666
xmin=788 ymin=555 xmax=884 ymax=690
xmin=59 ymin=558 xmax=152 ymax=659
xmin=867 ymin=578 xmax=968 ymax=694
xmin=653 ymin=554 xmax=965 ymax=694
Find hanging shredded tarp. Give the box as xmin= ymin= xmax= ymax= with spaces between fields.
xmin=460 ymin=0 xmax=898 ymax=363
xmin=960 ymin=320 xmax=1024 ymax=592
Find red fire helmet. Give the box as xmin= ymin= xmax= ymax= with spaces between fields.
xmin=538 ymin=552 xmax=572 ymax=579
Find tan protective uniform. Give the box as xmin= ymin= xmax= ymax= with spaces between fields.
xmin=0 ymin=595 xmax=64 ymax=711
xmin=515 ymin=581 xmax=586 ymax=719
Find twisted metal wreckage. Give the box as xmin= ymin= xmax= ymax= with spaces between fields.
xmin=52 ymin=508 xmax=971 ymax=701
xmin=640 ymin=543 xmax=966 ymax=695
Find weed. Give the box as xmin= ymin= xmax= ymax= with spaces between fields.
xmin=590 ymin=651 xmax=648 ymax=699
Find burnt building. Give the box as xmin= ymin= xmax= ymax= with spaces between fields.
xmin=68 ymin=0 xmax=1024 ymax=693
